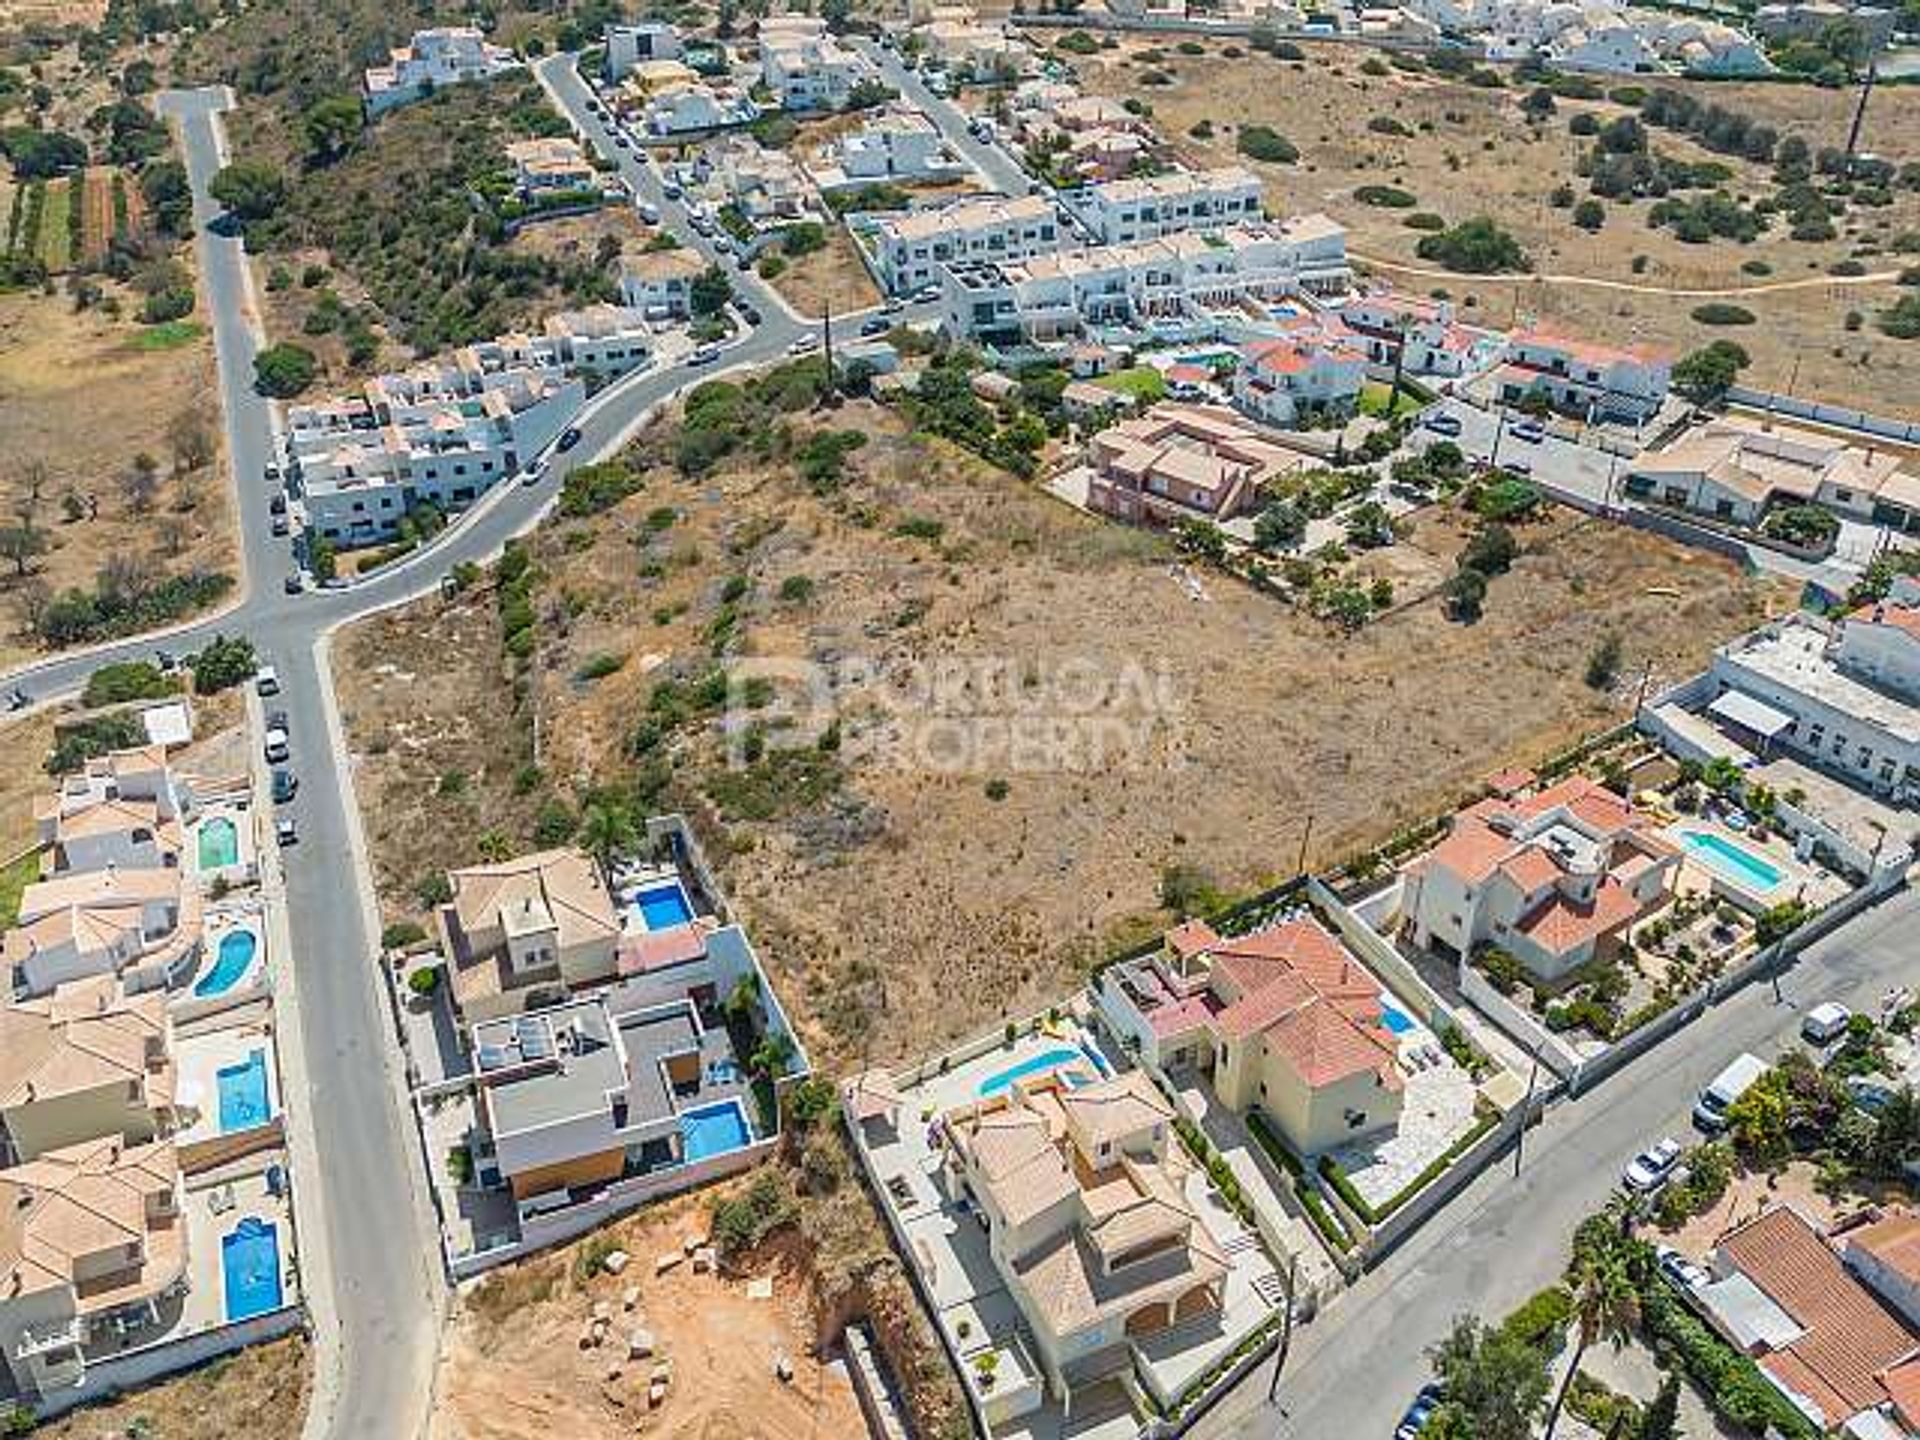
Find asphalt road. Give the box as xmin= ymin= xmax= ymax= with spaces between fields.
xmin=853 ymin=37 xmax=1032 ymax=197
xmin=1196 ymin=884 xmax=1920 ymax=1440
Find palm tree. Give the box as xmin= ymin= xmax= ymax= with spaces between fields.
xmin=577 ymin=801 xmax=636 ymax=883
xmin=1543 ymin=1254 xmax=1641 ymax=1440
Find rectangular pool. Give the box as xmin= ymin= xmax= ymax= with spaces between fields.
xmin=221 ymin=1217 xmax=284 ymax=1322
xmin=217 ymin=1049 xmax=272 ymax=1133
xmin=977 ymin=1046 xmax=1085 ymax=1098
xmin=680 ymin=1099 xmax=752 ymax=1162
xmin=632 ymin=881 xmax=694 ymax=932
xmin=1680 ymin=830 xmax=1783 ymax=892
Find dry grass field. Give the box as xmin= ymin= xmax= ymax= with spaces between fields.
xmin=764 ymin=223 xmax=883 ymax=317
xmin=0 ymin=282 xmax=236 ymax=670
xmin=337 ymin=393 xmax=1787 ymax=1070
xmin=30 ymin=1335 xmax=311 ymax=1440
xmin=1066 ymin=37 xmax=1920 ymax=413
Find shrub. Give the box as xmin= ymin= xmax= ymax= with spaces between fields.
xmin=1499 ymin=1285 xmax=1574 ymax=1351
xmin=1690 ymin=302 xmax=1755 ymax=326
xmin=1237 ymin=125 xmax=1299 ymax=164
xmin=189 ymin=634 xmax=256 ymax=695
xmin=1404 ymin=211 xmax=1446 ymax=231
xmin=1415 ymin=217 xmax=1529 ymax=274
xmin=1355 ymin=184 xmax=1417 ymax=208
xmin=1368 ymin=116 xmax=1411 ymax=137
xmin=47 ymin=714 xmax=145 ymax=776
xmin=406 ymin=966 xmax=441 ymax=995
xmin=1585 ymin=632 xmax=1623 ymax=690
xmin=82 ymin=660 xmax=176 ymax=709
xmin=383 ymin=920 xmax=429 ymax=950
xmin=253 ymin=343 xmax=318 ymax=398
xmin=711 ymin=1168 xmax=798 ymax=1258
xmin=575 ymin=652 xmax=625 ymax=682
xmin=1762 ymin=504 xmax=1839 ymax=549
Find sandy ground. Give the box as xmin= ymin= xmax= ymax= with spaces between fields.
xmin=767 ymin=224 xmax=884 ymax=317
xmin=1071 ymin=38 xmax=1920 ymax=413
xmin=30 ymin=1334 xmax=311 ymax=1440
xmin=336 ymin=396 xmax=1787 ymax=1069
xmin=434 ymin=1188 xmax=866 ymax=1440
xmin=0 ymin=281 xmax=236 ymax=670
xmin=1653 ymin=1158 xmax=1860 ymax=1258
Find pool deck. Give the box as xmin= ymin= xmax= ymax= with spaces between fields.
xmin=1662 ymin=816 xmax=1848 ymax=912
xmin=174 ymin=1008 xmax=283 ymax=1151
xmin=187 ymin=797 xmax=259 ymax=884
xmin=184 ymin=1157 xmax=300 ymax=1327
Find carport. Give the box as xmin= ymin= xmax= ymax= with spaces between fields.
xmin=1706 ymin=689 xmax=1794 ymax=759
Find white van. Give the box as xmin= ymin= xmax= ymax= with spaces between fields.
xmin=1693 ymin=1052 xmax=1768 ymax=1132
xmin=1801 ymin=1003 xmax=1852 ymax=1046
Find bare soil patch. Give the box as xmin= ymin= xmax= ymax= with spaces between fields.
xmin=433 ymin=1187 xmax=865 ymax=1440
xmin=1072 ymin=38 xmax=1920 ymax=413
xmin=766 ymin=223 xmax=883 ymax=317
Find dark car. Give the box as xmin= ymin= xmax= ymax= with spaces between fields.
xmin=1395 ymin=1383 xmax=1445 ymax=1439
xmin=274 ymin=817 xmax=298 ymax=847
xmin=271 ymin=768 xmax=298 ymax=803
xmin=1422 ymin=412 xmax=1463 ymax=437
xmin=269 ymin=493 xmax=287 ymax=516
xmin=740 ymin=304 xmax=762 ymax=326
xmin=267 ymin=709 xmax=289 ymax=735
xmin=860 ymin=315 xmax=889 ymax=336
xmin=284 ymin=572 xmax=304 ymax=596
xmin=557 ymin=427 xmax=584 ymax=452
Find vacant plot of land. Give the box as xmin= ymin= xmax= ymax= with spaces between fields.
xmin=338 ymin=389 xmax=1786 ymax=1070
xmin=31 ymin=1334 xmax=311 ymax=1440
xmin=0 ymin=709 xmax=55 ymax=855
xmin=434 ymin=1188 xmax=864 ymax=1440
xmin=0 ymin=285 xmax=236 ymax=669
xmin=1071 ymin=39 xmax=1920 ymax=413
xmin=766 ymin=223 xmax=883 ymax=317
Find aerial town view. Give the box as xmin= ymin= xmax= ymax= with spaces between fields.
xmin=2 ymin=0 xmax=1920 ymax=1435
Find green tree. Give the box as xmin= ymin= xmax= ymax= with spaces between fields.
xmin=253 ymin=343 xmax=318 ymax=398
xmin=1414 ymin=216 xmax=1530 ymax=274
xmin=1427 ymin=1316 xmax=1552 ymax=1440
xmin=189 ymin=634 xmax=257 ymax=695
xmin=208 ymin=159 xmax=287 ymax=221
xmin=1543 ymin=1255 xmax=1641 ymax=1439
xmin=690 ymin=264 xmax=733 ymax=317
xmin=1640 ymin=1375 xmax=1681 ymax=1440
xmin=1253 ymin=500 xmax=1306 ymax=552
xmin=1671 ymin=340 xmax=1750 ymax=403
xmin=1446 ymin=565 xmax=1489 ymax=620
xmin=302 ymin=95 xmax=363 ymax=164
xmin=1726 ymin=1068 xmax=1792 ymax=1166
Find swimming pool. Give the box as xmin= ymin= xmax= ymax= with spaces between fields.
xmin=221 ymin=1217 xmax=284 ymax=1322
xmin=198 ymin=816 xmax=240 ymax=871
xmin=632 ymin=882 xmax=693 ymax=932
xmin=217 ymin=1049 xmax=272 ymax=1133
xmin=1379 ymin=997 xmax=1415 ymax=1035
xmin=680 ymin=1099 xmax=751 ymax=1162
xmin=1680 ymin=829 xmax=1784 ymax=892
xmin=195 ymin=929 xmax=258 ymax=998
xmin=977 ymin=1046 xmax=1084 ymax=1098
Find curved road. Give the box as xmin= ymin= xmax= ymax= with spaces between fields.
xmin=3 ymin=68 xmax=927 ymax=1440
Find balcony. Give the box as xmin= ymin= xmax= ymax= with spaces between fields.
xmin=15 ymin=1314 xmax=83 ymax=1360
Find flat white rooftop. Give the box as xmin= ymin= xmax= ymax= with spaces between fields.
xmin=1721 ymin=621 xmax=1920 ymax=747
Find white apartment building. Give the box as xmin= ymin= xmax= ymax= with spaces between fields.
xmin=1337 ymin=291 xmax=1496 ymax=379
xmin=939 ymin=214 xmax=1350 ymax=341
xmin=620 ymin=248 xmax=710 ymax=318
xmin=641 ymin=79 xmax=759 ymax=136
xmin=363 ymin=27 xmax=517 ymax=116
xmin=1233 ymin=316 xmax=1369 ymax=428
xmin=1494 ymin=329 xmax=1670 ymax=424
xmin=872 ymin=193 xmax=1062 ymax=295
xmin=1702 ymin=580 xmax=1920 ymax=804
xmin=1072 ymin=167 xmax=1266 ymax=246
xmin=286 ymin=331 xmax=627 ymax=547
xmin=605 ymin=21 xmax=685 ymax=80
xmin=759 ymin=15 xmax=880 ymax=112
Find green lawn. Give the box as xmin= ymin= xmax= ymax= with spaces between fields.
xmin=129 ymin=320 xmax=206 ymax=351
xmin=1357 ymin=380 xmax=1424 ymax=419
xmin=1095 ymin=366 xmax=1168 ymax=403
xmin=0 ymin=848 xmax=43 ymax=929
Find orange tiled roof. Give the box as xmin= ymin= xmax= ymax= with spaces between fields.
xmin=1851 ymin=1209 xmax=1920 ymax=1287
xmin=1205 ymin=919 xmax=1399 ymax=1091
xmin=1515 ymin=876 xmax=1640 ymax=956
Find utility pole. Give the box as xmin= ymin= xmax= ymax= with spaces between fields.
xmin=1295 ymin=813 xmax=1315 ymax=879
xmin=1845 ymin=58 xmax=1879 ymax=166
xmin=1266 ymin=1251 xmax=1300 ymax=1403
xmin=1513 ymin=1037 xmax=1544 ymax=1178
xmin=821 ymin=300 xmax=835 ymax=402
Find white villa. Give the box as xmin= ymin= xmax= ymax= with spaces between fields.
xmin=363 ymin=27 xmax=517 ymax=116
xmin=620 ymin=247 xmax=710 ymax=318
xmin=1233 ymin=314 xmax=1370 ymax=429
xmin=1337 ymin=291 xmax=1496 ymax=379
xmin=605 ymin=21 xmax=684 ymax=80
xmin=1492 ymin=329 xmax=1670 ymax=425
xmin=758 ymin=14 xmax=880 ymax=111
xmin=699 ymin=135 xmax=813 ymax=225
xmin=872 ymin=193 xmax=1062 ymax=295
xmin=505 ymin=137 xmax=598 ymax=198
xmin=809 ymin=106 xmax=964 ymax=190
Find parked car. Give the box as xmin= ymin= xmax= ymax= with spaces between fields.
xmin=662 ymin=181 xmax=682 ymax=200
xmin=284 ymin=572 xmax=304 ymax=596
xmin=912 ymin=284 xmax=939 ymax=304
xmin=1622 ymin=1136 xmax=1683 ymax=1193
xmin=614 ymin=134 xmax=630 ymax=149
xmin=883 ymin=296 xmax=906 ymax=314
xmin=271 ymin=513 xmax=290 ymax=537
xmin=1499 ymin=459 xmax=1533 ymax=477
xmin=264 ymin=462 xmax=281 ymax=483
xmin=274 ymin=817 xmax=298 ymax=847
xmin=254 ymin=666 xmax=280 ymax=697
xmin=638 ymin=201 xmax=661 ymax=224
xmin=713 ymin=236 xmax=735 ymax=255
xmin=1395 ymin=1383 xmax=1445 ymax=1439
xmin=734 ymin=252 xmax=753 ymax=272
xmin=1508 ymin=418 xmax=1547 ymax=444
xmin=521 ymin=457 xmax=549 ymax=487
xmin=1656 ymin=1245 xmax=1709 ymax=1292
xmin=557 ymin=427 xmax=583 ymax=452
xmin=788 ymin=335 xmax=820 ymax=356
xmin=271 ymin=768 xmax=298 ymax=803
xmin=689 ymin=345 xmax=720 ymax=365
xmin=1422 ymin=412 xmax=1463 ymax=436
xmin=269 ymin=493 xmax=287 ymax=516
xmin=1802 ymin=1002 xmax=1853 ymax=1045
xmin=860 ymin=315 xmax=889 ymax=336
xmin=263 ymin=726 xmax=290 ymax=765
xmin=739 ymin=304 xmax=763 ymax=327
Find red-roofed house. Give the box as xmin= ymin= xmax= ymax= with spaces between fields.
xmin=1232 ymin=316 xmax=1368 ymax=429
xmin=1401 ymin=776 xmax=1679 ymax=983
xmin=1095 ymin=914 xmax=1405 ymax=1154
xmin=1497 ymin=330 xmax=1670 ymax=424
xmin=1706 ymin=1205 xmax=1920 ymax=1434
xmin=1847 ymin=1208 xmax=1920 ymax=1330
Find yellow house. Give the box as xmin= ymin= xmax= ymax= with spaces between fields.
xmin=0 ymin=976 xmax=175 ymax=1162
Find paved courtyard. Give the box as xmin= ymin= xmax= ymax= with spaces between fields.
xmin=1323 ymin=1016 xmax=1481 ymax=1211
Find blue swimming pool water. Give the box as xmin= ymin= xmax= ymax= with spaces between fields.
xmin=633 ymin=882 xmax=694 ymax=932
xmin=217 ymin=1049 xmax=271 ymax=1133
xmin=680 ymin=1099 xmax=751 ymax=1162
xmin=1680 ymin=830 xmax=1784 ymax=892
xmin=222 ymin=1217 xmax=283 ymax=1322
xmin=195 ymin=929 xmax=258 ymax=998
xmin=1079 ymin=1043 xmax=1113 ymax=1078
xmin=1380 ymin=998 xmax=1415 ymax=1035
xmin=978 ymin=1046 xmax=1084 ymax=1098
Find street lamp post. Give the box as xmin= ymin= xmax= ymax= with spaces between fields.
xmin=1267 ymin=1252 xmax=1300 ymax=1404
xmin=1513 ymin=1036 xmax=1544 ymax=1178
